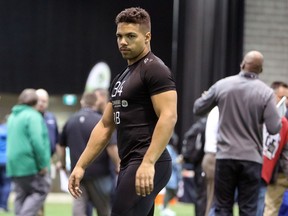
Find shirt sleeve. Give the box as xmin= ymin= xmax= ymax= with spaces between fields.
xmin=142 ymin=61 xmax=176 ymax=96
xmin=264 ymin=92 xmax=282 ymax=135
xmin=204 ymin=106 xmax=219 ymax=153
xmin=193 ymin=84 xmax=218 ymax=116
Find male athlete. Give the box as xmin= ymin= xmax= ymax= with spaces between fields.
xmin=68 ymin=7 xmax=177 ymax=216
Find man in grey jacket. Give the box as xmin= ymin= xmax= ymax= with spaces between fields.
xmin=194 ymin=51 xmax=281 ymax=216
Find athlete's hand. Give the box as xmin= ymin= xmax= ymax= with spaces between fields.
xmin=68 ymin=166 xmax=84 ymax=199
xmin=135 ymin=162 xmax=155 ymax=197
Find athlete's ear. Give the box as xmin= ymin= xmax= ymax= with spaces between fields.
xmin=145 ymin=32 xmax=151 ymax=44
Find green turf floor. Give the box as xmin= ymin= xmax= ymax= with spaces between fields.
xmin=2 ymin=201 xmax=239 ymax=216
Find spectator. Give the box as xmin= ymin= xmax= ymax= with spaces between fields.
xmin=161 ymin=132 xmax=181 ymax=216
xmin=60 ymin=92 xmax=119 ymax=216
xmin=0 ymin=115 xmax=11 ymax=212
xmin=36 ymin=89 xmax=59 ymax=216
xmin=181 ymin=117 xmax=207 ymax=216
xmin=6 ymin=88 xmax=51 ymax=216
xmin=260 ymin=81 xmax=288 ymax=216
xmin=94 ymin=88 xmax=120 ymax=174
xmin=202 ymin=106 xmax=219 ymax=216
xmin=36 ymin=89 xmax=59 ymax=156
xmin=194 ymin=51 xmax=281 ymax=216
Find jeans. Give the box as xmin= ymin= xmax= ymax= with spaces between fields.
xmin=208 ymin=189 xmax=238 ymax=216
xmin=256 ymin=180 xmax=267 ymax=216
xmin=0 ymin=164 xmax=11 ymax=211
xmin=279 ymin=190 xmax=288 ymax=216
xmin=208 ymin=204 xmax=215 ymax=216
xmin=214 ymin=159 xmax=262 ymax=216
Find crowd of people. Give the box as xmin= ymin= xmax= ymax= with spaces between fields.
xmin=1 ymin=6 xmax=288 ymax=216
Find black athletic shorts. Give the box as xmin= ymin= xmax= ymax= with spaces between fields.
xmin=111 ymin=160 xmax=172 ymax=216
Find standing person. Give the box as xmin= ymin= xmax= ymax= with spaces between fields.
xmin=35 ymin=89 xmax=59 ymax=216
xmin=6 ymin=89 xmax=51 ymax=216
xmin=0 ymin=116 xmax=11 ymax=213
xmin=260 ymin=81 xmax=288 ymax=216
xmin=161 ymin=132 xmax=181 ymax=216
xmin=60 ymin=92 xmax=119 ymax=216
xmin=94 ymin=88 xmax=120 ymax=175
xmin=181 ymin=117 xmax=207 ymax=215
xmin=36 ymin=89 xmax=59 ymax=156
xmin=193 ymin=51 xmax=281 ymax=216
xmin=68 ymin=7 xmax=177 ymax=216
xmin=202 ymin=106 xmax=219 ymax=216
xmin=94 ymin=88 xmax=110 ymax=113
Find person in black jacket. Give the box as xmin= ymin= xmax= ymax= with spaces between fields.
xmin=60 ymin=92 xmax=119 ymax=216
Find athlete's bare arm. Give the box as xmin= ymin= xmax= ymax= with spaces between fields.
xmin=68 ymin=102 xmax=116 ymax=198
xmin=135 ymin=90 xmax=177 ymax=197
xmin=107 ymin=144 xmax=121 ymax=173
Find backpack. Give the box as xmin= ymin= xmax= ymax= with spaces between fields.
xmin=182 ymin=117 xmax=207 ymax=165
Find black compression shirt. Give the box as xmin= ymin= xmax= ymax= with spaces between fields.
xmin=60 ymin=108 xmax=117 ymax=178
xmin=110 ymin=52 xmax=176 ymax=166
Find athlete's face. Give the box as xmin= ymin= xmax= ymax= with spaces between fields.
xmin=116 ymin=22 xmax=151 ymax=65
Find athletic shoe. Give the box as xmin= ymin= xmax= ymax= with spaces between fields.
xmin=160 ymin=208 xmax=176 ymax=216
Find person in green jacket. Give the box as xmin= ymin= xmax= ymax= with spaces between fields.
xmin=7 ymin=88 xmax=51 ymax=216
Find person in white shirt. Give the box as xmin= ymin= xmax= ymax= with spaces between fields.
xmin=202 ymin=106 xmax=219 ymax=216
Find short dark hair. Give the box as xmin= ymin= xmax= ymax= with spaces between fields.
xmin=271 ymin=81 xmax=288 ymax=90
xmin=115 ymin=7 xmax=151 ymax=32
xmin=18 ymin=88 xmax=38 ymax=106
xmin=81 ymin=92 xmax=97 ymax=108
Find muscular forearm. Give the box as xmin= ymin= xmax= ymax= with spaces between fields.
xmin=75 ymin=119 xmax=115 ymax=170
xmin=142 ymin=113 xmax=177 ymax=165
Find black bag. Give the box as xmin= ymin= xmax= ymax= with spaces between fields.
xmin=182 ymin=117 xmax=207 ymax=164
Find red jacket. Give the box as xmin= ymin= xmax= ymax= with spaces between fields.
xmin=262 ymin=117 xmax=288 ymax=184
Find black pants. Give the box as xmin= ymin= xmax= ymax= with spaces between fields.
xmin=111 ymin=160 xmax=172 ymax=216
xmin=194 ymin=163 xmax=207 ymax=216
xmin=214 ymin=159 xmax=261 ymax=216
